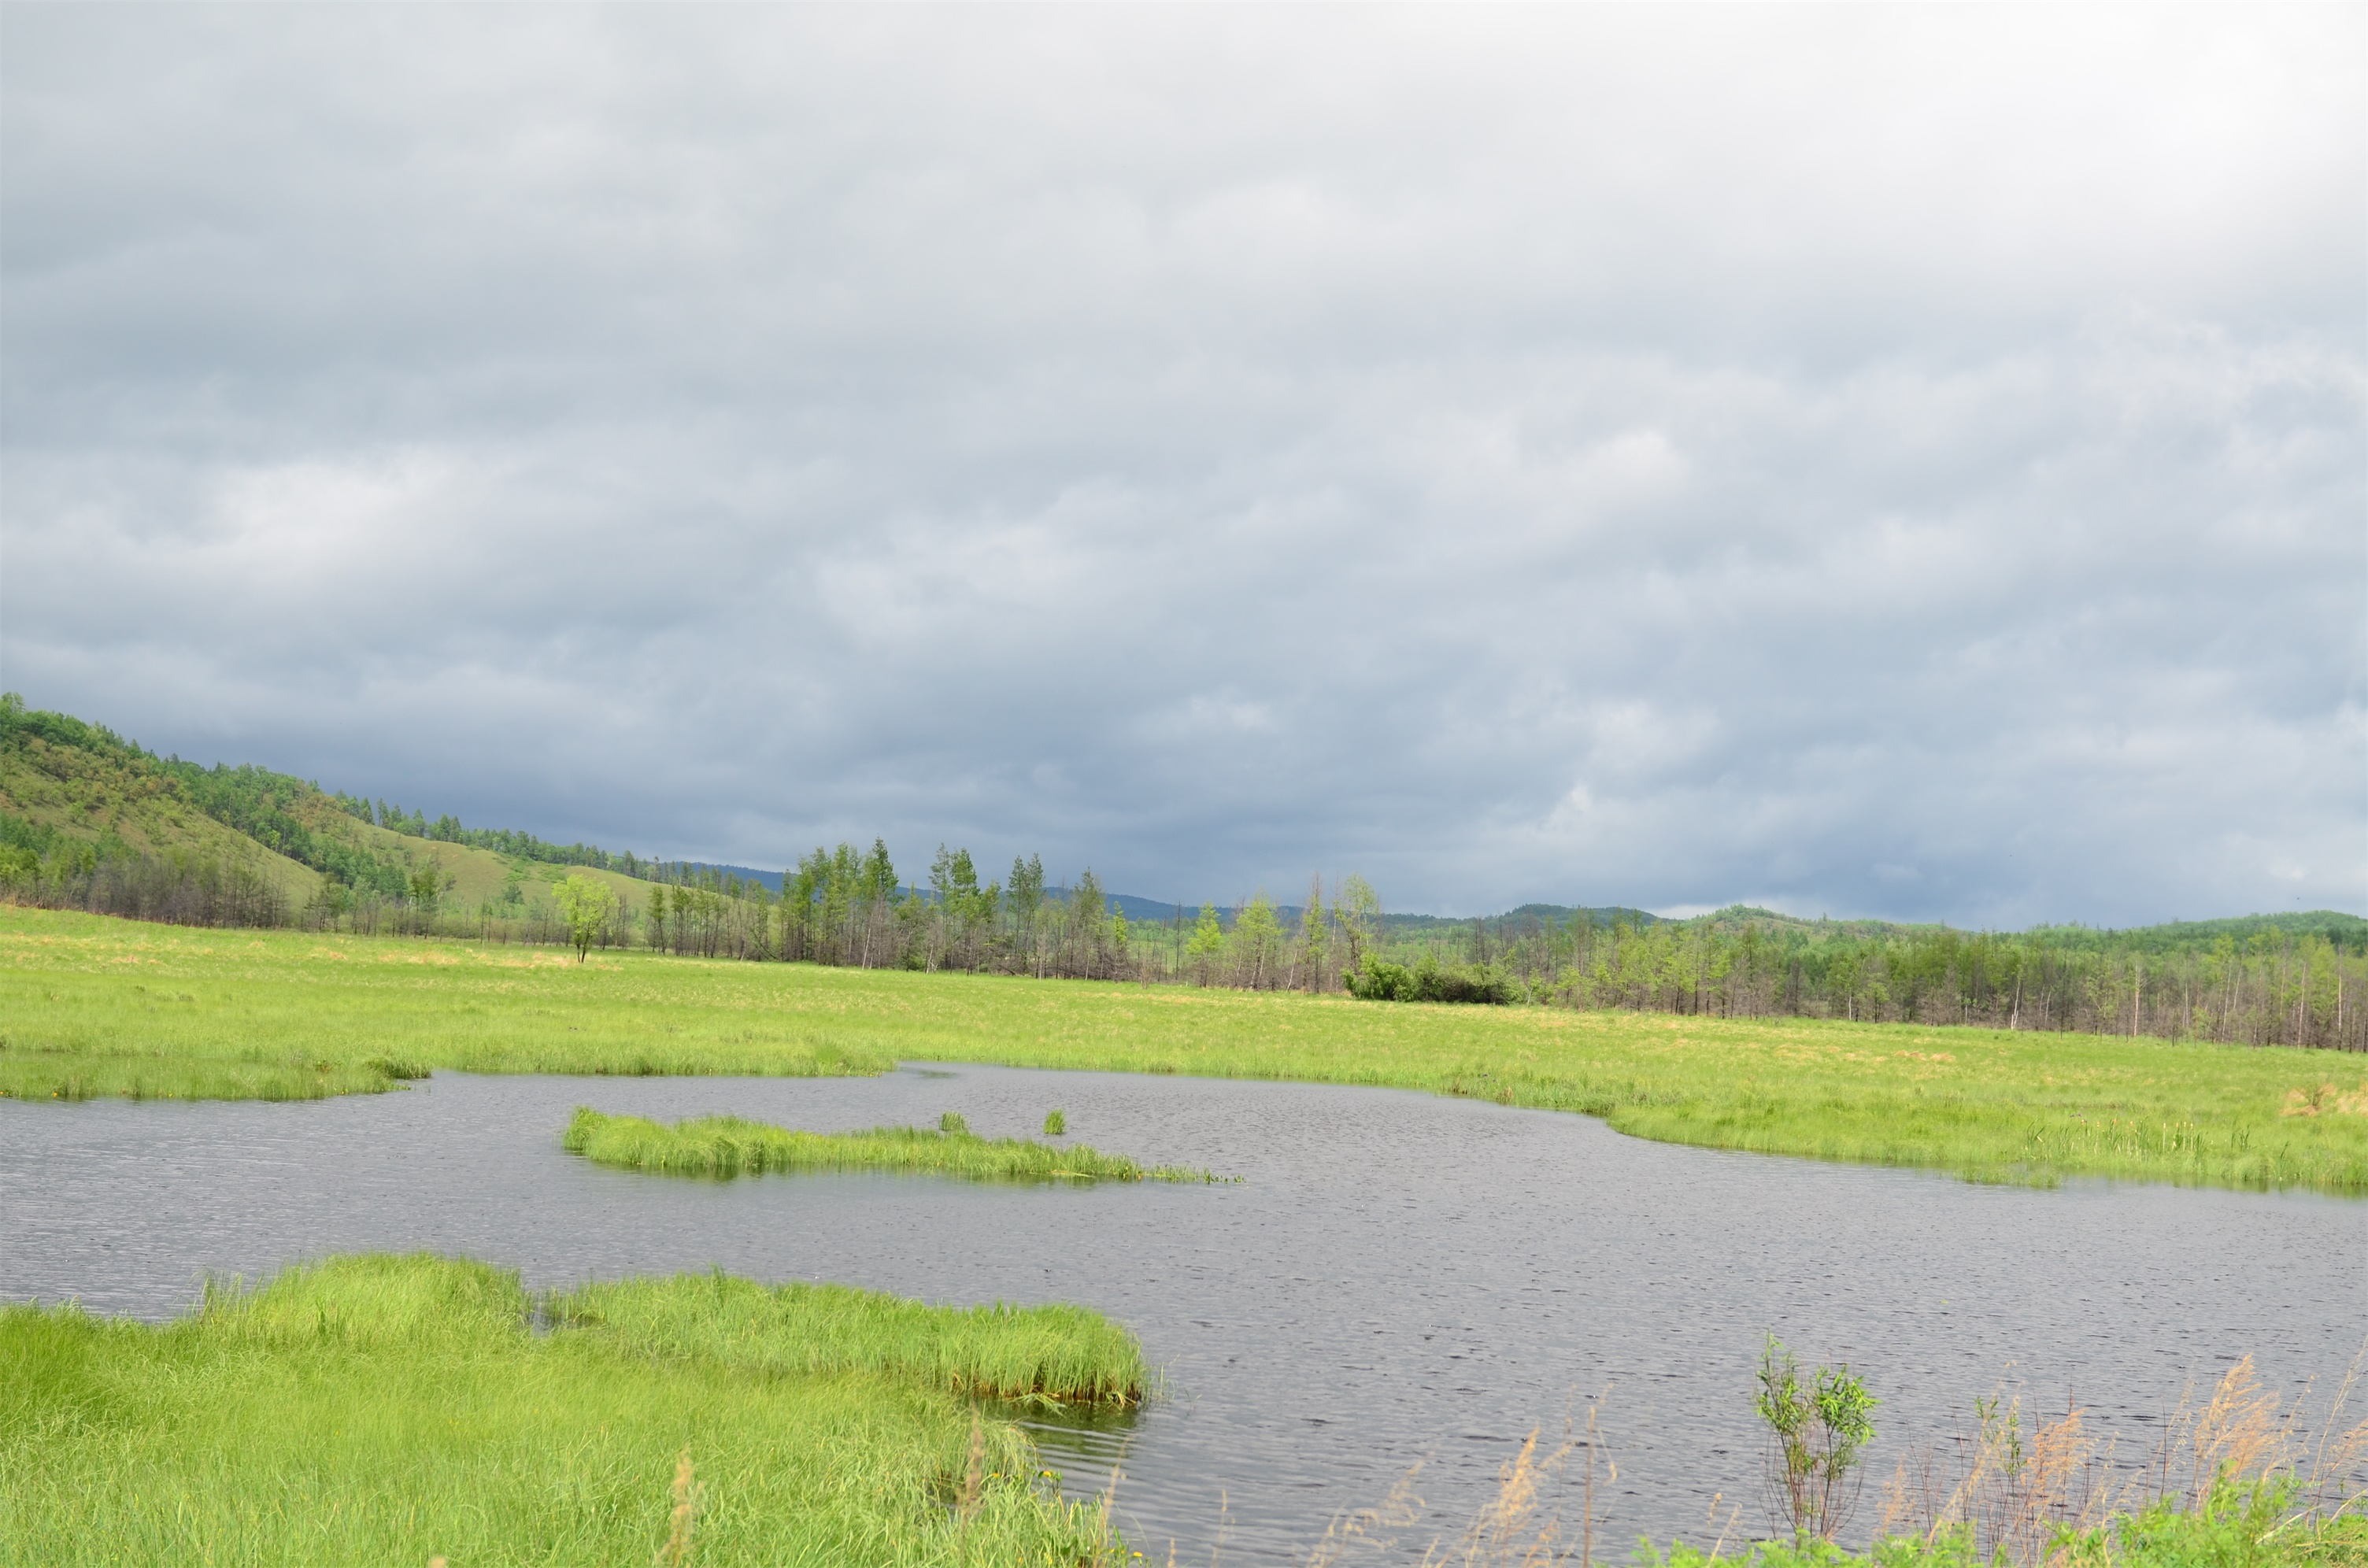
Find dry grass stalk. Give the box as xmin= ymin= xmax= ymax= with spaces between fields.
xmin=2164 ymin=1348 xmax=2368 ymax=1533
xmin=1430 ymin=1430 xmax=1562 ymax=1567
xmin=1309 ymin=1392 xmax=1613 ymax=1568
xmin=1878 ymin=1346 xmax=2368 ymax=1566
xmin=653 ymin=1448 xmax=701 ymax=1567
xmin=1303 ymin=1464 xmax=1428 ymax=1566
xmin=958 ymin=1414 xmax=986 ymax=1524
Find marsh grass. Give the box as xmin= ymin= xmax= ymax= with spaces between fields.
xmin=562 ymin=1105 xmax=1224 ymax=1185
xmin=0 ymin=1253 xmax=1135 ymax=1567
xmin=552 ymin=1267 xmax=1149 ymax=1406
xmin=4 ymin=907 xmax=2362 ymax=1193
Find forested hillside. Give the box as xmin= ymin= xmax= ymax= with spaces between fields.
xmin=0 ymin=698 xmax=319 ymax=925
xmin=2 ymin=695 xmax=2359 ymax=1050
xmin=0 ymin=697 xmax=652 ymax=938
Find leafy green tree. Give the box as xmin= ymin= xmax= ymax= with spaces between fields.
xmin=405 ymin=863 xmax=455 ymax=932
xmin=1337 ymin=875 xmax=1381 ymax=971
xmin=860 ymin=839 xmax=898 ymax=905
xmin=1300 ymin=875 xmax=1329 ymax=990
xmin=1184 ymin=904 xmax=1226 ymax=982
xmin=1008 ymin=855 xmax=1045 ymax=927
xmin=1068 ymin=869 xmax=1107 ymax=972
xmin=1231 ymin=893 xmax=1284 ymax=988
xmin=553 ymin=873 xmax=620 ymax=963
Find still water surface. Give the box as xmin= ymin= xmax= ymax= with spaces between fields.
xmin=2 ymin=1065 xmax=2359 ymax=1562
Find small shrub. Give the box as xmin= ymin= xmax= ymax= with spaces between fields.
xmin=1345 ymin=954 xmax=1511 ymax=1004
xmin=1345 ymin=958 xmax=1414 ymax=1000
xmin=1757 ymin=1335 xmax=1878 ymax=1541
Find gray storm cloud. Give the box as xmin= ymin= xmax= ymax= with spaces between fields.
xmin=2 ymin=6 xmax=2360 ymax=923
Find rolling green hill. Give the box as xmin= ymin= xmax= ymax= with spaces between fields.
xmin=0 ymin=696 xmax=658 ymax=928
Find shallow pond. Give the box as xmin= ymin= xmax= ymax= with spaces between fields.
xmin=2 ymin=1065 xmax=2360 ymax=1562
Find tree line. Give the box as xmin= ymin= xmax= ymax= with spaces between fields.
xmin=522 ymin=855 xmax=2367 ymax=1052
xmin=331 ymin=793 xmax=655 ymax=878
xmin=1367 ymin=904 xmax=2366 ymax=1052
xmin=4 ymin=688 xmax=2359 ymax=1052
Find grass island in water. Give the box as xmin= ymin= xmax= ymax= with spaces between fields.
xmin=563 ymin=1104 xmax=1223 ymax=1185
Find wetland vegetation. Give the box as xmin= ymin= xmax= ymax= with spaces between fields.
xmin=562 ymin=1105 xmax=1219 ymax=1185
xmin=551 ymin=1270 xmax=1148 ymax=1406
xmin=2 ymin=908 xmax=2362 ymax=1193
xmin=9 ymin=1250 xmax=2355 ymax=1568
xmin=0 ymin=1252 xmax=1132 ymax=1566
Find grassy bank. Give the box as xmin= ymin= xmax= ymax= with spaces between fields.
xmin=3 ymin=908 xmax=2362 ymax=1193
xmin=0 ymin=1253 xmax=1131 ymax=1567
xmin=563 ymin=1105 xmax=1220 ymax=1185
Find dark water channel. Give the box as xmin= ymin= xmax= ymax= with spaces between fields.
xmin=3 ymin=1066 xmax=2361 ymax=1562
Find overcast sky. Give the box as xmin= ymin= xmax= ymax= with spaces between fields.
xmin=2 ymin=6 xmax=2360 ymax=924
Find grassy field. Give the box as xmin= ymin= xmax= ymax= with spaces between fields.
xmin=564 ymin=1105 xmax=1223 ymax=1185
xmin=2 ymin=906 xmax=2362 ymax=1193
xmin=0 ymin=1253 xmax=1131 ymax=1567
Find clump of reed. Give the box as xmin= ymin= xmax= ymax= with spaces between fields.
xmin=1045 ymin=1108 xmax=1067 ymax=1136
xmin=552 ymin=1267 xmax=1149 ymax=1407
xmin=561 ymin=1105 xmax=1223 ymax=1185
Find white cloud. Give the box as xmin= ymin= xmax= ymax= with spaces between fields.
xmin=2 ymin=6 xmax=2359 ymax=921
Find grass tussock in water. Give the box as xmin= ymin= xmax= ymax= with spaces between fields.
xmin=554 ymin=1269 xmax=1147 ymax=1407
xmin=0 ymin=1252 xmax=1134 ymax=1567
xmin=563 ymin=1105 xmax=1221 ymax=1185
xmin=4 ymin=908 xmax=2362 ymax=1194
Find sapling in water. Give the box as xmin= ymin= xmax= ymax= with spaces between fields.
xmin=1755 ymin=1334 xmax=1878 ymax=1541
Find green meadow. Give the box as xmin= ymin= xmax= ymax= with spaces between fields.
xmin=2 ymin=907 xmax=2362 ymax=1193
xmin=564 ymin=1105 xmax=1220 ymax=1185
xmin=0 ymin=1253 xmax=1131 ymax=1567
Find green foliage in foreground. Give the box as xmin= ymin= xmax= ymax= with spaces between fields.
xmin=0 ymin=1254 xmax=1130 ymax=1568
xmin=553 ymin=1269 xmax=1148 ymax=1407
xmin=3 ymin=908 xmax=2362 ymax=1194
xmin=563 ymin=1105 xmax=1221 ymax=1185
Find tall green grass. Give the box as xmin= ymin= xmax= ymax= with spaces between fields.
xmin=554 ymin=1269 xmax=1148 ymax=1407
xmin=563 ymin=1105 xmax=1220 ymax=1185
xmin=0 ymin=1253 xmax=1132 ymax=1567
xmin=4 ymin=907 xmax=2362 ymax=1193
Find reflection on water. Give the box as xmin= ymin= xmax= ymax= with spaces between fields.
xmin=1007 ymin=1400 xmax=1141 ymax=1502
xmin=2 ymin=1063 xmax=2359 ymax=1563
